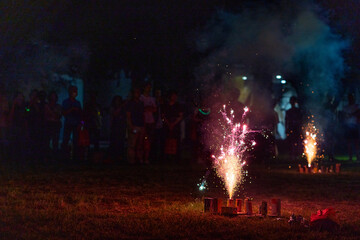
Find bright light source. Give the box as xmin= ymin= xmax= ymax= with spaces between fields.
xmin=281 ymin=79 xmax=287 ymax=84
xmin=276 ymin=75 xmax=282 ymax=79
xmin=242 ymin=76 xmax=247 ymax=80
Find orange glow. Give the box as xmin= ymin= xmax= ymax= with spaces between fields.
xmin=304 ymin=123 xmax=317 ymax=167
xmin=213 ymin=105 xmax=252 ymax=199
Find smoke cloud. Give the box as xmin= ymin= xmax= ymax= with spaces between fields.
xmin=195 ymin=1 xmax=348 ymax=110
xmin=195 ymin=1 xmax=349 ymax=149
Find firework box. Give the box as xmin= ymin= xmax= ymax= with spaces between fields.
xmin=258 ymin=201 xmax=268 ymax=216
xmin=236 ymin=199 xmax=242 ymax=213
xmin=244 ymin=198 xmax=253 ymax=215
xmin=204 ymin=198 xmax=213 ymax=213
xmin=269 ymin=199 xmax=281 ymax=217
xmin=227 ymin=198 xmax=235 ymax=207
xmin=221 ymin=206 xmax=237 ymax=216
xmin=213 ymin=198 xmax=223 ymax=214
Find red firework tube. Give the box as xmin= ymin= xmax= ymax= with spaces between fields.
xmin=221 ymin=206 xmax=237 ymax=215
xmin=244 ymin=198 xmax=252 ymax=215
xmin=213 ymin=198 xmax=223 ymax=214
xmin=204 ymin=197 xmax=213 ymax=213
xmin=335 ymin=163 xmax=341 ymax=174
xmin=298 ymin=164 xmax=304 ymax=173
xmin=227 ymin=198 xmax=235 ymax=207
xmin=269 ymin=199 xmax=281 ymax=217
xmin=236 ymin=199 xmax=242 ymax=213
xmin=259 ymin=201 xmax=268 ymax=216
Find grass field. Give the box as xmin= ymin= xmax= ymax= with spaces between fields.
xmin=0 ymin=160 xmax=359 ymax=239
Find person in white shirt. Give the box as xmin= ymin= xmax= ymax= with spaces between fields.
xmin=140 ymin=83 xmax=157 ymax=164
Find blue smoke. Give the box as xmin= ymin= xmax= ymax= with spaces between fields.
xmin=196 ymin=3 xmax=348 ymax=100
xmin=195 ymin=2 xmax=349 ymax=135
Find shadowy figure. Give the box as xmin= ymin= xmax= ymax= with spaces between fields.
xmin=0 ymin=89 xmax=9 ymax=160
xmin=248 ymin=97 xmax=278 ymax=164
xmin=109 ymin=95 xmax=127 ymax=162
xmin=153 ymin=89 xmax=165 ymax=164
xmin=126 ymin=88 xmax=145 ymax=164
xmin=61 ymin=86 xmax=82 ymax=161
xmin=9 ymin=92 xmax=28 ymax=162
xmin=343 ymin=93 xmax=360 ymax=162
xmin=191 ymin=98 xmax=212 ymax=165
xmin=140 ymin=83 xmax=156 ymax=164
xmin=84 ymin=92 xmax=103 ymax=152
xmin=163 ymin=90 xmax=184 ymax=163
xmin=38 ymin=90 xmax=47 ymax=160
xmin=27 ymin=89 xmax=46 ymax=162
xmin=322 ymin=93 xmax=338 ymax=162
xmin=44 ymin=91 xmax=62 ymax=160
xmin=285 ymin=96 xmax=303 ymax=161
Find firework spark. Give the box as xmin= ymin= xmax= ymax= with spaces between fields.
xmin=304 ymin=123 xmax=317 ymax=167
xmin=212 ymin=105 xmax=253 ymax=199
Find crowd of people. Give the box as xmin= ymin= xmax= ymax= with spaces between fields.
xmin=0 ymin=84 xmax=186 ymax=165
xmin=0 ymin=83 xmax=359 ymax=166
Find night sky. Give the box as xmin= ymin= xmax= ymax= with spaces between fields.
xmin=0 ymin=0 xmax=359 ymax=86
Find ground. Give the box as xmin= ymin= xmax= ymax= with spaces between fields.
xmin=0 ymin=158 xmax=359 ymax=240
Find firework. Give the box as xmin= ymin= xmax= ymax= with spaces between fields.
xmin=212 ymin=105 xmax=254 ymax=199
xmin=304 ymin=123 xmax=318 ymax=168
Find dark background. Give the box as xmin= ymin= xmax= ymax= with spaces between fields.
xmin=0 ymin=0 xmax=359 ymax=87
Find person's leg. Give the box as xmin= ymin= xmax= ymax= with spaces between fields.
xmin=127 ymin=128 xmax=137 ymax=164
xmin=71 ymin=125 xmax=80 ymax=161
xmin=154 ymin=128 xmax=165 ymax=164
xmin=53 ymin=123 xmax=61 ymax=154
xmin=94 ymin=129 xmax=101 ymax=152
xmin=143 ymin=124 xmax=154 ymax=164
xmin=61 ymin=124 xmax=72 ymax=161
xmin=135 ymin=127 xmax=145 ymax=163
xmin=287 ymin=135 xmax=296 ymax=162
xmin=44 ymin=123 xmax=52 ymax=160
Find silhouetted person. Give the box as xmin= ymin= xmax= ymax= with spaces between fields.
xmin=322 ymin=93 xmax=338 ymax=162
xmin=262 ymin=101 xmax=279 ymax=161
xmin=163 ymin=90 xmax=183 ymax=163
xmin=84 ymin=92 xmax=103 ymax=152
xmin=38 ymin=90 xmax=47 ymax=160
xmin=9 ymin=92 xmax=28 ymax=162
xmin=285 ymin=96 xmax=303 ymax=161
xmin=44 ymin=91 xmax=62 ymax=159
xmin=61 ymin=86 xmax=82 ymax=161
xmin=126 ymin=88 xmax=145 ymax=164
xmin=109 ymin=95 xmax=127 ymax=162
xmin=27 ymin=89 xmax=46 ymax=161
xmin=191 ymin=99 xmax=211 ymax=165
xmin=0 ymin=89 xmax=9 ymax=159
xmin=140 ymin=83 xmax=156 ymax=164
xmin=343 ymin=93 xmax=360 ymax=162
xmin=153 ymin=89 xmax=165 ymax=163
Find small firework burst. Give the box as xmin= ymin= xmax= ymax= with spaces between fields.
xmin=212 ymin=105 xmax=255 ymax=199
xmin=303 ymin=122 xmax=318 ymax=167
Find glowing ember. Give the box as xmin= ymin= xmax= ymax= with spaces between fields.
xmin=212 ymin=106 xmax=253 ymax=199
xmin=304 ymin=123 xmax=317 ymax=167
